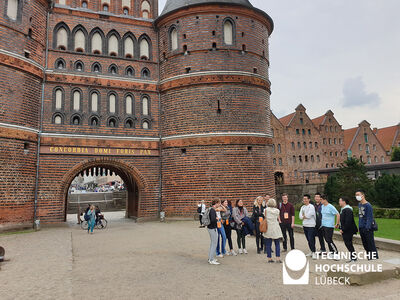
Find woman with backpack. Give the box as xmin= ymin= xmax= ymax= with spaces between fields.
xmin=221 ymin=200 xmax=236 ymax=256
xmin=86 ymin=205 xmax=96 ymax=234
xmin=232 ymin=199 xmax=249 ymax=254
xmin=252 ymin=196 xmax=266 ymax=254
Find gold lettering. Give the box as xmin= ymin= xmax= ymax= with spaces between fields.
xmin=85 ymin=148 xmax=88 ymax=153
xmin=68 ymin=147 xmax=72 ymax=153
xmin=73 ymin=148 xmax=76 ymax=153
xmin=50 ymin=147 xmax=54 ymax=152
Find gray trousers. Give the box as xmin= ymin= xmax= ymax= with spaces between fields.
xmin=208 ymin=228 xmax=218 ymax=261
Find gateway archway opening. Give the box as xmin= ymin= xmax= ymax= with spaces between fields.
xmin=64 ymin=164 xmax=139 ymax=223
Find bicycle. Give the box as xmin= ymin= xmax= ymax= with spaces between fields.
xmin=80 ymin=215 xmax=108 ymax=230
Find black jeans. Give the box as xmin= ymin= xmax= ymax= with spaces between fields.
xmin=359 ymin=228 xmax=379 ymax=259
xmin=303 ymin=226 xmax=316 ymax=253
xmin=224 ymin=223 xmax=233 ymax=250
xmin=342 ymin=232 xmax=356 ymax=259
xmin=236 ymin=228 xmax=246 ymax=249
xmin=199 ymin=214 xmax=203 ymax=225
xmin=322 ymin=227 xmax=338 ymax=254
xmin=280 ymin=223 xmax=294 ymax=250
xmin=254 ymin=220 xmax=264 ymax=251
xmin=316 ymin=226 xmax=326 ymax=251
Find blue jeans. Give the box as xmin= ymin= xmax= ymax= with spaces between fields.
xmin=216 ymin=225 xmax=227 ymax=255
xmin=265 ymin=238 xmax=280 ymax=258
xmin=303 ymin=226 xmax=316 ymax=252
xmin=88 ymin=219 xmax=95 ymax=233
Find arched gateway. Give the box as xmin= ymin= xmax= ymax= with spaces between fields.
xmin=61 ymin=159 xmax=147 ymax=220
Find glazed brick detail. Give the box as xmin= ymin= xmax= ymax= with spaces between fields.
xmin=0 ymin=64 xmax=42 ymax=129
xmin=161 ymin=144 xmax=275 ymax=216
xmin=161 ymin=84 xmax=271 ymax=137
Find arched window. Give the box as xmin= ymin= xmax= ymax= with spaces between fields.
xmin=72 ymin=90 xmax=81 ymax=111
xmin=108 ymin=34 xmax=119 ymax=56
xmin=82 ymin=1 xmax=88 ymax=8
xmin=90 ymin=91 xmax=99 ymax=112
xmin=54 ymin=114 xmax=63 ymax=125
xmin=109 ymin=93 xmax=117 ymax=114
xmin=139 ymin=38 xmax=150 ymax=60
xmin=55 ymin=58 xmax=65 ymax=69
xmin=125 ymin=95 xmax=133 ymax=115
xmin=59 ymin=0 xmax=66 ymax=4
xmin=125 ymin=119 xmax=134 ymax=128
xmin=74 ymin=61 xmax=84 ymax=71
xmin=54 ymin=88 xmax=63 ymax=110
xmin=142 ymin=96 xmax=149 ymax=115
xmin=56 ymin=27 xmax=68 ymax=50
xmin=141 ymin=0 xmax=151 ymax=18
xmin=74 ymin=29 xmax=86 ymax=52
xmin=223 ymin=19 xmax=234 ymax=45
xmin=278 ymin=144 xmax=281 ymax=153
xmin=170 ymin=27 xmax=178 ymax=51
xmin=125 ymin=66 xmax=134 ymax=77
xmin=292 ymin=156 xmax=296 ymax=163
xmin=92 ymin=62 xmax=102 ymax=73
xmin=91 ymin=31 xmax=103 ymax=54
xmin=89 ymin=116 xmax=99 ymax=127
xmin=7 ymin=0 xmax=19 ymax=20
xmin=108 ymin=117 xmax=117 ymax=127
xmin=278 ymin=158 xmax=282 ymax=166
xmin=124 ymin=35 xmax=135 ymax=58
xmin=142 ymin=120 xmax=149 ymax=129
xmin=303 ymin=142 xmax=307 ymax=149
xmin=141 ymin=68 xmax=150 ymax=78
xmin=109 ymin=64 xmax=118 ymax=75
xmin=71 ymin=115 xmax=81 ymax=125
xmin=273 ymin=158 xmax=276 ymax=166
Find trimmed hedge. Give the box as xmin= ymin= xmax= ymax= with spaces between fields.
xmin=293 ymin=202 xmax=400 ymax=219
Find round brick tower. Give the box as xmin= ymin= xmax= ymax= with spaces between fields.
xmin=156 ymin=0 xmax=275 ymax=216
xmin=0 ymin=0 xmax=49 ymax=228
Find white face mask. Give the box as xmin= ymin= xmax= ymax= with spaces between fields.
xmin=356 ymin=195 xmax=363 ymax=201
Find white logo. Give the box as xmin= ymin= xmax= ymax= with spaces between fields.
xmin=282 ymin=249 xmax=309 ymax=285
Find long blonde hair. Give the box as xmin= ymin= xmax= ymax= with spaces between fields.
xmin=254 ymin=196 xmax=264 ymax=206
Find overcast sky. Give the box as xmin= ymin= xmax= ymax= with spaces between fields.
xmin=158 ymin=0 xmax=400 ymax=129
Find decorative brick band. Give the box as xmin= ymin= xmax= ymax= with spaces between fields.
xmin=159 ymin=72 xmax=271 ymax=93
xmin=45 ymin=72 xmax=158 ymax=92
xmin=0 ymin=50 xmax=44 ymax=79
xmin=162 ymin=134 xmax=272 ymax=148
xmin=0 ymin=124 xmax=39 ymax=142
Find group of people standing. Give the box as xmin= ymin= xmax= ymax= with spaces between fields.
xmin=300 ymin=190 xmax=379 ymax=262
xmin=199 ymin=189 xmax=379 ymax=265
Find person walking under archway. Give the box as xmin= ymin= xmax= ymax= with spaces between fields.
xmin=87 ymin=205 xmax=96 ymax=234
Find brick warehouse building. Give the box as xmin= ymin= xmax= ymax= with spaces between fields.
xmin=0 ymin=0 xmax=275 ymax=228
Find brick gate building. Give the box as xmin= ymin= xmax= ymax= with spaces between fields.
xmin=0 ymin=0 xmax=275 ymax=228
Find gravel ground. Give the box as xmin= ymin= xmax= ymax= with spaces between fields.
xmin=0 ymin=213 xmax=399 ymax=300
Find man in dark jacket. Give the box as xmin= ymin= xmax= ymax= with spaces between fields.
xmin=314 ymin=193 xmax=326 ymax=252
xmin=279 ymin=193 xmax=295 ymax=251
xmin=339 ymin=197 xmax=358 ymax=263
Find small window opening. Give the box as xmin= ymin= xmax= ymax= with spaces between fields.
xmin=217 ymin=100 xmax=221 ymax=114
xmin=247 ymin=146 xmax=253 ymax=152
xmin=185 ymin=67 xmax=191 ymax=74
xmin=181 ymin=148 xmax=187 ymax=155
xmin=24 ymin=51 xmax=30 ymax=58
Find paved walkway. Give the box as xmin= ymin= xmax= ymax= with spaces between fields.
xmin=0 ymin=213 xmax=399 ymax=300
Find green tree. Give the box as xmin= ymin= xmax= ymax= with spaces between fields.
xmin=324 ymin=158 xmax=374 ymax=206
xmin=374 ymin=174 xmax=400 ymax=208
xmin=391 ymin=147 xmax=400 ymax=161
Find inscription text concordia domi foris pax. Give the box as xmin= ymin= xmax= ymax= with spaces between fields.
xmin=41 ymin=146 xmax=157 ymax=156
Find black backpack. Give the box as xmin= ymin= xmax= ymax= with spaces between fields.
xmin=197 ymin=205 xmax=202 ymax=214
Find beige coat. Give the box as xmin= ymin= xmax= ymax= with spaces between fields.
xmin=263 ymin=207 xmax=283 ymax=239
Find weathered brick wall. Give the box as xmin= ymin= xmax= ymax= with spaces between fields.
xmin=161 ymin=144 xmax=275 ymax=216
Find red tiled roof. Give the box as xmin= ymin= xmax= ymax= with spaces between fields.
xmin=344 ymin=127 xmax=358 ymax=150
xmin=312 ymin=115 xmax=325 ymax=127
xmin=375 ymin=125 xmax=399 ymax=152
xmin=279 ymin=112 xmax=295 ymax=126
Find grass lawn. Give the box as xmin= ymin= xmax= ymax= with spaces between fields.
xmin=294 ymin=211 xmax=400 ymax=241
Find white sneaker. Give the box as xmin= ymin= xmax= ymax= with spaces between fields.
xmin=217 ymin=254 xmax=224 ymax=258
xmin=231 ymin=250 xmax=237 ymax=256
xmin=209 ymin=260 xmax=220 ymax=265
xmin=305 ymin=252 xmax=313 ymax=257
xmin=243 ymin=249 xmax=248 ymax=254
xmin=226 ymin=252 xmax=232 ymax=256
xmin=238 ymin=249 xmax=243 ymax=254
xmin=312 ymin=252 xmax=318 ymax=260
xmin=333 ymin=253 xmax=340 ymax=261
xmin=327 ymin=253 xmax=334 ymax=260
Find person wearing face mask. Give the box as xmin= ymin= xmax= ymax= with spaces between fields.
xmin=356 ymin=189 xmax=379 ymax=260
